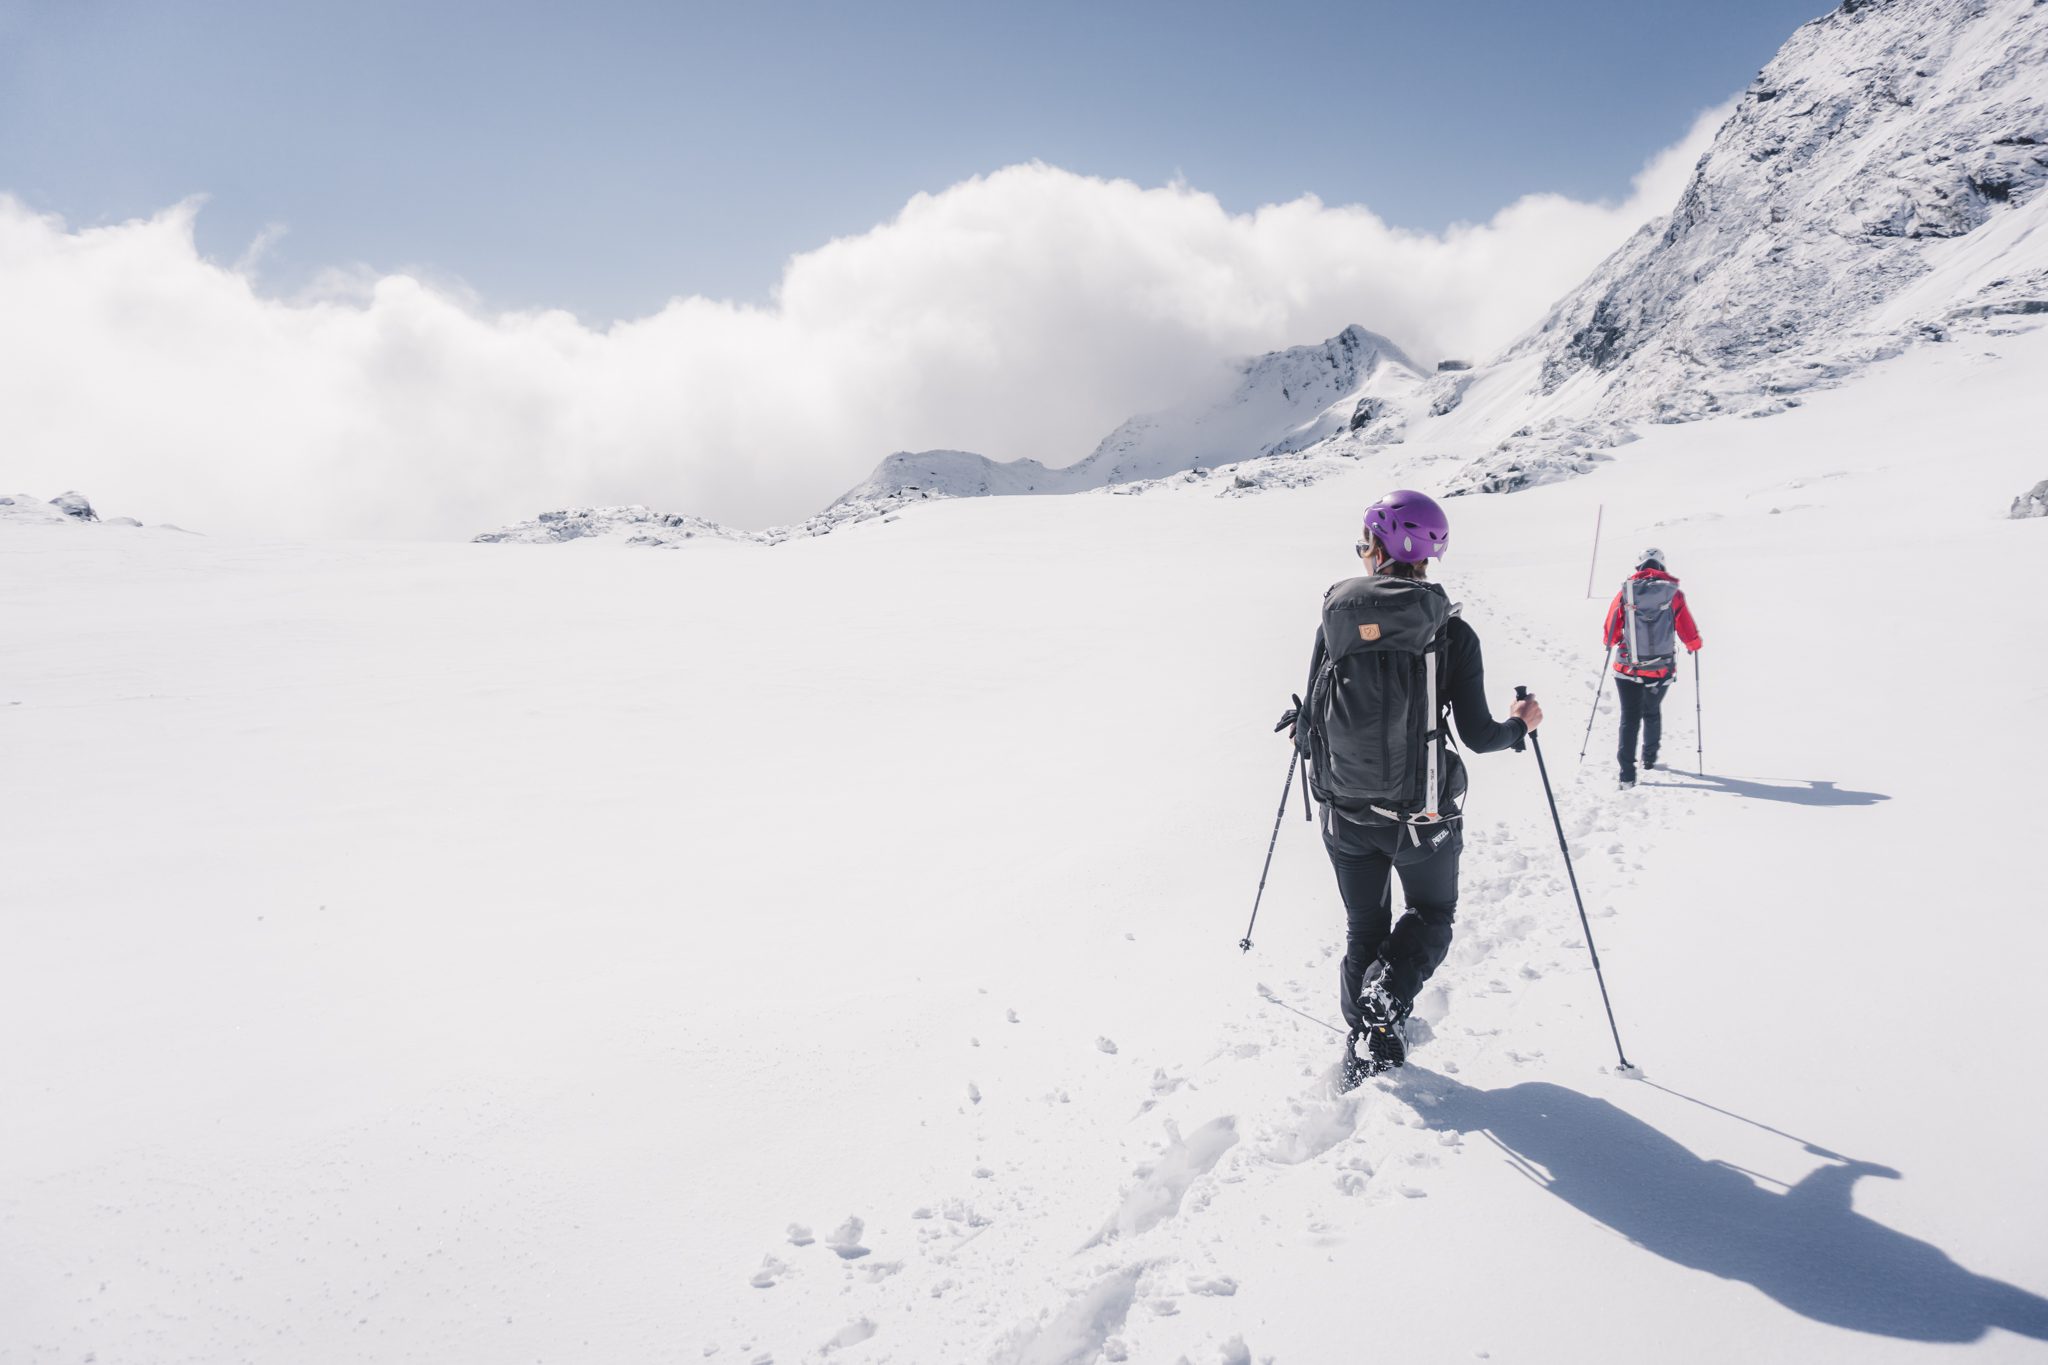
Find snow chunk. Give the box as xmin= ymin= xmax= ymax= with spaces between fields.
xmin=824 ymin=1216 xmax=869 ymax=1259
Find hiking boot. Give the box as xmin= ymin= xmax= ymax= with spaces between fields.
xmin=1339 ymin=1025 xmax=1405 ymax=1089
xmin=1642 ymin=755 xmax=1659 ymax=771
xmin=1619 ymin=771 xmax=1637 ymax=789
xmin=1339 ymin=1031 xmax=1375 ymax=1092
xmin=1358 ymin=960 xmax=1410 ymax=1029
xmin=1363 ymin=1017 xmax=1408 ymax=1072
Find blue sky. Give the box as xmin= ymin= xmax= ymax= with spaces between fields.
xmin=1 ymin=0 xmax=1824 ymax=322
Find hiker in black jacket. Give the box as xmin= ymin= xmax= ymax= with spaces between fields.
xmin=1284 ymin=490 xmax=1541 ymax=1089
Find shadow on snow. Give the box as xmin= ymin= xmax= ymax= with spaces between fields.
xmin=1640 ymin=771 xmax=1891 ymax=806
xmin=1393 ymin=1069 xmax=2047 ymax=1344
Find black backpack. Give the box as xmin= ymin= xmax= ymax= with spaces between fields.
xmin=1297 ymin=576 xmax=1467 ymax=828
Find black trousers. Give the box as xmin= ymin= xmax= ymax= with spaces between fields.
xmin=1325 ymin=813 xmax=1462 ymax=1030
xmin=1615 ymin=675 xmax=1669 ymax=778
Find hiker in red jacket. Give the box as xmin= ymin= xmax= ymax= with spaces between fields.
xmin=1603 ymin=548 xmax=1702 ymax=788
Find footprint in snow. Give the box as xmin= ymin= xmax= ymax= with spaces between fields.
xmin=994 ymin=1265 xmax=1143 ymax=1365
xmin=786 ymin=1223 xmax=813 ymax=1247
xmin=820 ymin=1318 xmax=875 ymax=1353
xmin=749 ymin=1254 xmax=792 ymax=1288
xmin=824 ymin=1216 xmax=870 ymax=1260
xmin=1086 ymin=1116 xmax=1239 ymax=1247
xmin=1258 ymin=1095 xmax=1358 ymax=1165
xmin=1097 ymin=1036 xmax=1119 ymax=1054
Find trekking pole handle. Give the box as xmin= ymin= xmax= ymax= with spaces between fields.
xmin=1512 ymin=685 xmax=1531 ymax=751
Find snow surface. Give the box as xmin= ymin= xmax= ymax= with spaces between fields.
xmin=6 ymin=322 xmax=2047 ymax=1363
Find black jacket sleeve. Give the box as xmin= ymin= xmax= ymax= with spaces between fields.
xmin=1442 ymin=616 xmax=1526 ymax=754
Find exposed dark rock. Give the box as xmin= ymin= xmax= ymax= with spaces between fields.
xmin=51 ymin=491 xmax=98 ymax=522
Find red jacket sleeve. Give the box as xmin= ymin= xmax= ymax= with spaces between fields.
xmin=1673 ymin=591 xmax=1702 ymax=650
xmin=1603 ymin=591 xmax=1624 ymax=647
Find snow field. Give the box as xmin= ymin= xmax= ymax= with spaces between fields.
xmin=5 ymin=327 xmax=2048 ymax=1363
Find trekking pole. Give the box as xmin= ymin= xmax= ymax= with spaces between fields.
xmin=1693 ymin=652 xmax=1703 ymax=775
xmin=1516 ymin=686 xmax=1637 ymax=1073
xmin=1239 ymin=749 xmax=1299 ymax=953
xmin=1577 ymin=646 xmax=1613 ymax=764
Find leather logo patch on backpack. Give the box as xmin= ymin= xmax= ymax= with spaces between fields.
xmin=1358 ymin=623 xmax=1381 ymax=642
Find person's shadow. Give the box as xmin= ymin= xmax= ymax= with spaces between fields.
xmin=1640 ymin=771 xmax=1890 ymax=806
xmin=1392 ymin=1069 xmax=2048 ymax=1343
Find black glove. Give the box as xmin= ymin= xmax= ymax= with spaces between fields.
xmin=1274 ymin=693 xmax=1303 ymax=735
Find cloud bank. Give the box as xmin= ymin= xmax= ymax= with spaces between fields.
xmin=0 ymin=105 xmax=1728 ymax=538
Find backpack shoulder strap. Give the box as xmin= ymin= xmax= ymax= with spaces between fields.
xmin=1422 ymin=641 xmax=1441 ymax=818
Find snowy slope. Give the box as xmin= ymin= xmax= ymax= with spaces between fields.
xmin=6 ymin=322 xmax=2047 ymax=1364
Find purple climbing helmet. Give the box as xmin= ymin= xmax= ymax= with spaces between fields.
xmin=1362 ymin=489 xmax=1450 ymax=564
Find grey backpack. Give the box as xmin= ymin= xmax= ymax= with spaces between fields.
xmin=1298 ymin=577 xmax=1467 ymax=828
xmin=1620 ymin=576 xmax=1679 ymax=672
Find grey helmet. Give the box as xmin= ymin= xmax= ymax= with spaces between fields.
xmin=1636 ymin=547 xmax=1667 ymax=571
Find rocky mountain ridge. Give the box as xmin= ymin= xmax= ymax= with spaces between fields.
xmin=1435 ymin=0 xmax=2048 ymax=493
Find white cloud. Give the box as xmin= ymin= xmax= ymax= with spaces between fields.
xmin=0 ymin=103 xmax=1730 ymax=538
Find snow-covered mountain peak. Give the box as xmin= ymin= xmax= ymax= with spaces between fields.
xmin=1068 ymin=324 xmax=1425 ymax=487
xmin=830 ymin=449 xmax=1068 ymax=506
xmin=813 ymin=325 xmax=1429 ymax=520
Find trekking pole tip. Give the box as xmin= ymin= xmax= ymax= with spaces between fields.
xmin=1238 ymin=937 xmax=1253 ymax=953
